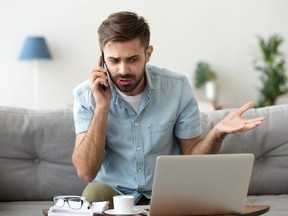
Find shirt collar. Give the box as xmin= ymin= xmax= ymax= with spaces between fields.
xmin=145 ymin=64 xmax=158 ymax=90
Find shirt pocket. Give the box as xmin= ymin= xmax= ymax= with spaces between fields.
xmin=148 ymin=120 xmax=175 ymax=153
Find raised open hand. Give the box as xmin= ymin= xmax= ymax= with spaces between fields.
xmin=216 ymin=101 xmax=265 ymax=134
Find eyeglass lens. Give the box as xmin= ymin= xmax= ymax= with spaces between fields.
xmin=68 ymin=197 xmax=83 ymax=209
xmin=53 ymin=196 xmax=83 ymax=210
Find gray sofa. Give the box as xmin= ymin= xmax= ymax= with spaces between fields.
xmin=0 ymin=104 xmax=287 ymax=216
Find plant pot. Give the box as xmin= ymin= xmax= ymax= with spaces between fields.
xmin=205 ymin=81 xmax=219 ymax=103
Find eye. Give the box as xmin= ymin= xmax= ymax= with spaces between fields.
xmin=110 ymin=58 xmax=120 ymax=64
xmin=128 ymin=57 xmax=138 ymax=63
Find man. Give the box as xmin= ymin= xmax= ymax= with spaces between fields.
xmin=72 ymin=11 xmax=264 ymax=206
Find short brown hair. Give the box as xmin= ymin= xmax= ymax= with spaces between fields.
xmin=98 ymin=11 xmax=150 ymax=50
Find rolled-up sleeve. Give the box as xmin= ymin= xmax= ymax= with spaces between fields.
xmin=73 ymin=80 xmax=94 ymax=134
xmin=174 ymin=76 xmax=202 ymax=139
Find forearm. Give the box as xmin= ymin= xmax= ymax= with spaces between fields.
xmin=181 ymin=126 xmax=227 ymax=155
xmin=195 ymin=127 xmax=227 ymax=154
xmin=72 ymin=107 xmax=109 ymax=182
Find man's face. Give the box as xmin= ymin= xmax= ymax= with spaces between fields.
xmin=103 ymin=38 xmax=153 ymax=96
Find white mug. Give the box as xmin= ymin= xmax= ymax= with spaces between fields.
xmin=113 ymin=195 xmax=134 ymax=214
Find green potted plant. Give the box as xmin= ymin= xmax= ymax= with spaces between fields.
xmin=253 ymin=34 xmax=288 ymax=107
xmin=194 ymin=61 xmax=218 ymax=102
xmin=194 ymin=62 xmax=217 ymax=88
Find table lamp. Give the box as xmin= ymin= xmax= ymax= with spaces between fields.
xmin=19 ymin=36 xmax=52 ymax=108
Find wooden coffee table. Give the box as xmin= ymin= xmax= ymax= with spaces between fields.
xmin=43 ymin=205 xmax=269 ymax=216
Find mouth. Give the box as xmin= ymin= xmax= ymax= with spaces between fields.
xmin=118 ymin=78 xmax=132 ymax=86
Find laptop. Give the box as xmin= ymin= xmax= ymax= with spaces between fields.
xmin=140 ymin=153 xmax=254 ymax=216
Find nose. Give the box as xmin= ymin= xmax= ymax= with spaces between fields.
xmin=118 ymin=62 xmax=130 ymax=75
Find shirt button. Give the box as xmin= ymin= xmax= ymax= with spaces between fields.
xmin=137 ymin=146 xmax=141 ymax=151
xmin=138 ymin=168 xmax=142 ymax=173
xmin=134 ymin=123 xmax=138 ymax=127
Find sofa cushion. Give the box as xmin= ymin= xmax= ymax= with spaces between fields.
xmin=0 ymin=106 xmax=86 ymax=201
xmin=200 ymin=105 xmax=288 ymax=195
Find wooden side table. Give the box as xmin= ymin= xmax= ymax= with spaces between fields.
xmin=240 ymin=205 xmax=270 ymax=216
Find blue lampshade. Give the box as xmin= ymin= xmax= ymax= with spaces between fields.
xmin=19 ymin=36 xmax=52 ymax=60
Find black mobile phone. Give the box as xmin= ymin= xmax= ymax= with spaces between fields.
xmin=100 ymin=52 xmax=107 ymax=91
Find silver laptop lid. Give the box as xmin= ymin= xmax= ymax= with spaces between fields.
xmin=150 ymin=154 xmax=254 ymax=216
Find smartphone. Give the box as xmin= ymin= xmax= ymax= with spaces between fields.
xmin=100 ymin=52 xmax=107 ymax=91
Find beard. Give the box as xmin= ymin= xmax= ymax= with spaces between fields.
xmin=110 ymin=64 xmax=146 ymax=93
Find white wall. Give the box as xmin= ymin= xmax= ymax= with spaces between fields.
xmin=0 ymin=0 xmax=288 ymax=109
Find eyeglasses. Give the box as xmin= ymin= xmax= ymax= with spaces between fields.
xmin=53 ymin=195 xmax=84 ymax=210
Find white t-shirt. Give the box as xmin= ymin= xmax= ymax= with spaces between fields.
xmin=115 ymin=87 xmax=142 ymax=114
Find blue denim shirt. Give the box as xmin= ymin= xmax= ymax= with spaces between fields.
xmin=73 ymin=64 xmax=202 ymax=201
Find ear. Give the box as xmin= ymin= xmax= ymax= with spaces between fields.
xmin=145 ymin=45 xmax=153 ymax=63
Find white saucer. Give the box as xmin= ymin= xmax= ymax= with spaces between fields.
xmin=105 ymin=208 xmax=142 ymax=215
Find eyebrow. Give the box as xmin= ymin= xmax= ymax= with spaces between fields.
xmin=107 ymin=55 xmax=140 ymax=61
